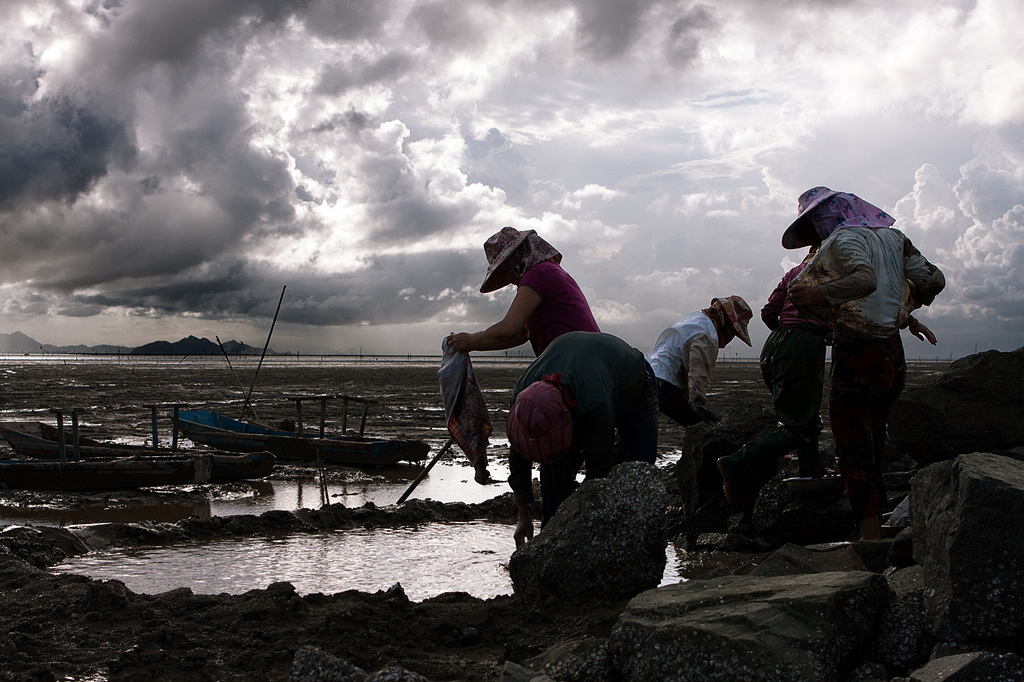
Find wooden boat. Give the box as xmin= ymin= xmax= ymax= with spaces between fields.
xmin=0 ymin=454 xmax=212 ymax=491
xmin=0 ymin=421 xmax=276 ymax=482
xmin=174 ymin=408 xmax=430 ymax=466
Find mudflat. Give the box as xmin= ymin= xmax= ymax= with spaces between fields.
xmin=0 ymin=358 xmax=946 ymax=681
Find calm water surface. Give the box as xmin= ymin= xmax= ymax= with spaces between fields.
xmin=0 ymin=357 xmax=792 ymax=600
xmin=54 ymin=523 xmax=683 ymax=600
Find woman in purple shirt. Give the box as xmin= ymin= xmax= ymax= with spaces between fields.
xmin=447 ymin=227 xmax=599 ymax=357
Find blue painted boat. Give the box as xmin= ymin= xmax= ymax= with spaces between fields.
xmin=174 ymin=410 xmax=429 ymax=466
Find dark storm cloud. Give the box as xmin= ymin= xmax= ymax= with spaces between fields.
xmin=573 ymin=0 xmax=660 ymax=60
xmin=664 ymin=4 xmax=717 ymax=66
xmin=316 ymin=53 xmax=417 ymax=96
xmin=300 ymin=0 xmax=395 ymax=41
xmin=65 ymin=248 xmax=483 ymax=327
xmin=407 ymin=1 xmax=486 ymax=50
xmin=308 ymin=109 xmax=373 ymax=135
xmin=96 ymin=0 xmax=311 ymax=70
xmin=0 ymin=95 xmax=134 ymax=207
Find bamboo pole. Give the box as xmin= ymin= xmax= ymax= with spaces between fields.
xmin=240 ymin=285 xmax=286 ymax=420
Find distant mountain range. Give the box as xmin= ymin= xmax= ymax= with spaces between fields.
xmin=0 ymin=331 xmax=277 ymax=356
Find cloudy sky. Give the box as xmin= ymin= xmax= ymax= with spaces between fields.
xmin=1 ymin=0 xmax=1021 ymax=360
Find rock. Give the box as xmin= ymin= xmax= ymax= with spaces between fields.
xmin=889 ymin=347 xmax=1024 ymax=465
xmin=289 ymin=645 xmax=366 ymax=682
xmin=911 ymin=453 xmax=1024 ymax=641
xmin=0 ymin=524 xmax=90 ymax=567
xmin=888 ymin=527 xmax=915 ymax=570
xmin=365 ymin=666 xmax=432 ymax=682
xmin=508 ymin=462 xmax=667 ymax=601
xmin=906 ymin=651 xmax=1024 ymax=681
xmin=870 ymin=565 xmax=932 ymax=672
xmin=524 ymin=637 xmax=611 ymax=682
xmin=675 ymin=403 xmax=778 ymax=517
xmin=751 ymin=542 xmax=867 ymax=577
xmin=501 ymin=661 xmax=555 ymax=682
xmin=776 ymin=496 xmax=857 ymax=546
xmin=610 ymin=571 xmax=889 ymax=681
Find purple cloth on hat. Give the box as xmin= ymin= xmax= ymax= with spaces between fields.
xmin=809 ymin=192 xmax=895 ymax=241
xmin=519 ymin=261 xmax=600 ymax=357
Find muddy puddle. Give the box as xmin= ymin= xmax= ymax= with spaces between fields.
xmin=53 ymin=523 xmax=685 ymax=600
xmin=1 ymin=357 xmax=946 ymax=601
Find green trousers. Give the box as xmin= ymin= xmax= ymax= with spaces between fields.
xmin=726 ymin=326 xmax=827 ymax=485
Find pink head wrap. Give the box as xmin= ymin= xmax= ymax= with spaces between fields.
xmin=506 ymin=376 xmax=573 ymax=464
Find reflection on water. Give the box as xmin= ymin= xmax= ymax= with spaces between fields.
xmin=54 ymin=522 xmax=683 ymax=601
xmin=56 ymin=522 xmax=515 ymax=601
xmin=211 ymin=459 xmax=511 ymax=517
xmin=0 ymin=458 xmax=510 ymax=527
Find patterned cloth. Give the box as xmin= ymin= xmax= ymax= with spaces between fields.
xmin=829 ymin=332 xmax=907 ymax=520
xmin=783 ymin=186 xmax=895 ymax=249
xmin=480 ymin=227 xmax=561 ymax=293
xmin=702 ymin=296 xmax=753 ymax=346
xmin=438 ymin=338 xmax=492 ymax=468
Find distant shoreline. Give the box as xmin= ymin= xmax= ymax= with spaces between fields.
xmin=0 ymin=353 xmax=955 ymax=366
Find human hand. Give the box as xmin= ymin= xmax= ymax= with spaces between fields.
xmin=788 ymin=283 xmax=827 ymax=308
xmin=907 ymin=317 xmax=937 ymax=345
xmin=514 ymin=518 xmax=534 ymax=549
xmin=447 ymin=332 xmax=474 ymax=354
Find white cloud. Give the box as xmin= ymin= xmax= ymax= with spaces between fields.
xmin=0 ymin=0 xmax=1021 ymax=360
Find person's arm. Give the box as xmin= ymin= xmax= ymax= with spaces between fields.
xmin=902 ymin=235 xmax=946 ymax=306
xmin=508 ymin=446 xmax=537 ymax=547
xmin=686 ymin=333 xmax=717 ymax=406
xmin=790 ymin=232 xmax=877 ymax=308
xmin=514 ymin=503 xmax=533 ymax=548
xmin=905 ymin=316 xmax=937 ymax=344
xmin=761 ymin=280 xmax=786 ymax=330
xmin=447 ymin=286 xmax=541 ymax=353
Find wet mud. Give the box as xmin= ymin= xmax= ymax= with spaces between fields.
xmin=0 ymin=357 xmax=948 ymax=681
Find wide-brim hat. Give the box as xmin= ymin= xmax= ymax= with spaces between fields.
xmin=480 ymin=227 xmax=561 ymax=293
xmin=710 ymin=295 xmax=753 ymax=346
xmin=783 ymin=187 xmax=895 ymax=249
xmin=506 ymin=380 xmax=573 ymax=464
xmin=782 ymin=186 xmax=841 ymax=249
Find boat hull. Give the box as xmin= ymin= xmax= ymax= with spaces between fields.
xmin=0 ymin=455 xmax=212 ymax=491
xmin=0 ymin=422 xmax=275 ymax=482
xmin=175 ymin=410 xmax=430 ymax=466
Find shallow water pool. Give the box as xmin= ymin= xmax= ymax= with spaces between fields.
xmin=54 ymin=522 xmax=684 ymax=601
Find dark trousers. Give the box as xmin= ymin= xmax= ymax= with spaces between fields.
xmin=830 ymin=333 xmax=906 ymax=520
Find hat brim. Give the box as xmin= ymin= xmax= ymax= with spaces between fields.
xmin=735 ymin=322 xmax=751 ymax=346
xmin=782 ymin=189 xmax=840 ymax=249
xmin=480 ymin=233 xmax=532 ymax=293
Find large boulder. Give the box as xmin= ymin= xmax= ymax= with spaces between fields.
xmin=869 ymin=565 xmax=932 ymax=672
xmin=508 ymin=461 xmax=667 ymax=600
xmin=911 ymin=452 xmax=1024 ymax=641
xmin=905 ymin=651 xmax=1024 ymax=681
xmin=750 ymin=542 xmax=867 ymax=577
xmin=609 ymin=571 xmax=889 ymax=681
xmin=889 ymin=347 xmax=1024 ymax=465
xmin=675 ymin=402 xmax=777 ymax=517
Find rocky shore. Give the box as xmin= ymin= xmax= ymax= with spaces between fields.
xmin=2 ymin=348 xmax=1022 ymax=681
